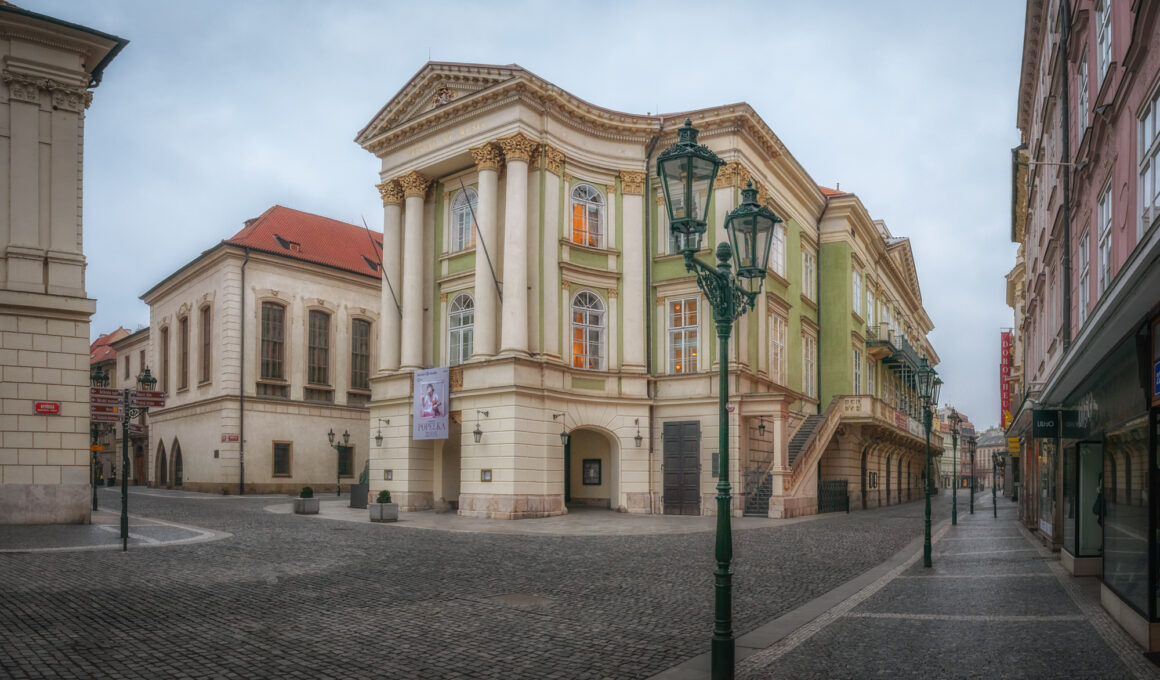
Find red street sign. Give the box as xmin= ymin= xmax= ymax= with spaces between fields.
xmin=89 ymin=405 xmax=120 ymax=414
xmin=33 ymin=401 xmax=60 ymax=415
xmin=89 ymin=395 xmax=122 ymax=406
xmin=128 ymin=423 xmax=145 ymax=436
xmin=90 ymin=413 xmax=120 ymax=423
xmin=90 ymin=387 xmax=121 ymax=398
xmin=131 ymin=390 xmax=166 ymax=408
xmin=221 ymin=434 xmax=239 ymax=442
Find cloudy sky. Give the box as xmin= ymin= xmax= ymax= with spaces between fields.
xmin=33 ymin=0 xmax=1024 ymax=430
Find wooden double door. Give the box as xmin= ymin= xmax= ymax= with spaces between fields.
xmin=663 ymin=421 xmax=701 ymax=515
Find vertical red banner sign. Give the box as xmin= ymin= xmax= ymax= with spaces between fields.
xmin=1000 ymin=331 xmax=1012 ymax=427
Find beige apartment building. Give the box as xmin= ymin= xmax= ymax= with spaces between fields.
xmin=0 ymin=5 xmax=125 ymax=523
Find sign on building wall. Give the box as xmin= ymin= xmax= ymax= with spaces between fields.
xmin=1000 ymin=331 xmax=1012 ymax=427
xmin=412 ymin=367 xmax=449 ymax=441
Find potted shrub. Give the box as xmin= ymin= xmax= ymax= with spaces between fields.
xmin=293 ymin=486 xmax=319 ymax=515
xmin=369 ymin=489 xmax=398 ymax=522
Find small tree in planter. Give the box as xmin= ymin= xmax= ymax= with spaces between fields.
xmin=294 ymin=486 xmax=320 ymax=515
xmin=369 ymin=489 xmax=398 ymax=522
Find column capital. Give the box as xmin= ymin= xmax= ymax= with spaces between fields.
xmin=377 ymin=179 xmax=403 ymax=206
xmin=717 ymin=161 xmax=748 ymax=189
xmin=542 ymin=145 xmax=565 ymax=174
xmin=398 ymin=171 xmax=431 ymax=199
xmin=470 ymin=142 xmax=504 ymax=172
xmin=498 ymin=132 xmax=539 ymax=164
xmin=619 ymin=170 xmax=646 ymax=195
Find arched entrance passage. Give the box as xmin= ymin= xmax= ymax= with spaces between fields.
xmin=156 ymin=442 xmax=168 ymax=487
xmin=172 ymin=439 xmax=183 ymax=488
xmin=566 ymin=428 xmax=618 ymax=510
xmin=134 ymin=444 xmax=146 ymax=486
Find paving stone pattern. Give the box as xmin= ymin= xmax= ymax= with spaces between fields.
xmin=0 ymin=491 xmax=947 ymax=679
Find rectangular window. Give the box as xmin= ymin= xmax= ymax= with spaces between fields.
xmin=178 ymin=316 xmax=189 ymax=390
xmin=1098 ymin=184 xmax=1113 ymax=295
xmin=853 ymin=348 xmax=862 ymax=394
xmin=339 ymin=446 xmax=354 ymax=477
xmin=138 ymin=350 xmax=145 ymax=377
xmin=770 ymin=313 xmax=787 ymax=385
xmin=1139 ymin=84 xmax=1160 ymax=239
xmin=1078 ymin=229 xmax=1090 ymax=325
xmin=867 ymin=358 xmax=875 ymax=397
xmin=123 ymin=355 xmax=130 ymax=380
xmin=1096 ymin=0 xmax=1112 ymax=85
xmin=802 ymin=333 xmax=817 ymax=399
xmin=308 ymin=310 xmax=330 ymax=385
xmin=1049 ymin=270 xmax=1058 ymax=340
xmin=160 ymin=327 xmax=169 ymax=394
xmin=350 ymin=318 xmax=371 ymax=391
xmin=273 ymin=442 xmax=291 ymax=477
xmin=200 ymin=306 xmax=211 ymax=383
xmin=668 ymin=297 xmax=699 ymax=374
xmin=801 ymin=248 xmax=817 ymax=301
xmin=866 ymin=289 xmax=876 ymax=327
xmin=771 ymin=223 xmax=786 ymax=276
xmin=1077 ymin=57 xmax=1089 ymax=134
xmin=260 ymin=303 xmax=285 ymax=380
xmin=852 ymin=270 xmax=862 ymax=317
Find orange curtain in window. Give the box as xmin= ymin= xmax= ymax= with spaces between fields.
xmin=572 ymin=204 xmax=585 ymax=244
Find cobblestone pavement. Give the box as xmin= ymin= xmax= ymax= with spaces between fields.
xmin=1 ymin=488 xmax=949 ymax=679
xmin=735 ymin=491 xmax=1160 ymax=680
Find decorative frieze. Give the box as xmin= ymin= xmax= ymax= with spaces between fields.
xmin=619 ymin=170 xmax=645 ymax=195
xmin=2 ymin=72 xmax=41 ymax=105
xmin=377 ymin=179 xmax=403 ymax=206
xmin=1 ymin=72 xmax=90 ymax=110
xmin=398 ymin=170 xmax=431 ymax=199
xmin=498 ymin=132 xmax=539 ymax=164
xmin=470 ymin=142 xmax=504 ymax=172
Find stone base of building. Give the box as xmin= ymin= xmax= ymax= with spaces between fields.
xmin=624 ymin=492 xmax=657 ymax=514
xmin=0 ymin=484 xmax=90 ymax=524
xmin=458 ymin=493 xmax=565 ymax=519
xmin=395 ymin=491 xmax=434 ymax=512
xmin=1062 ymin=549 xmax=1102 ymax=577
xmin=769 ymin=495 xmax=818 ymax=519
xmin=1102 ymin=584 xmax=1160 ymax=651
xmin=568 ymin=497 xmax=610 ymax=509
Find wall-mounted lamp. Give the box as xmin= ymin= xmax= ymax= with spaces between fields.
xmin=756 ymin=416 xmax=771 ymax=437
xmin=473 ymin=410 xmax=488 ymax=443
xmin=374 ymin=418 xmax=390 ymax=446
xmin=552 ymin=412 xmax=570 ymax=446
xmin=634 ymin=418 xmax=643 ymax=448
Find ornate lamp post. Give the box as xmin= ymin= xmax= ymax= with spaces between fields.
xmin=915 ymin=358 xmax=941 ymax=568
xmin=948 ymin=408 xmax=961 ymax=526
xmin=969 ymin=436 xmax=977 ymax=514
xmin=658 ymin=119 xmax=782 ymax=680
xmin=89 ymin=366 xmax=109 ymax=511
xmin=327 ymin=428 xmax=351 ymax=497
xmin=120 ymin=368 xmax=157 ymax=552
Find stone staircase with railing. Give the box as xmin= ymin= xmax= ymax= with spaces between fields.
xmin=743 ymin=414 xmax=825 ymax=517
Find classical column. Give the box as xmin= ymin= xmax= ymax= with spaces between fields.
xmin=398 ymin=171 xmax=430 ymax=370
xmin=470 ymin=143 xmax=503 ymax=358
xmin=498 ymin=132 xmax=539 ymax=355
xmin=619 ymin=170 xmax=646 ymax=371
xmin=542 ymin=146 xmax=565 ymax=359
xmin=377 ymin=180 xmax=403 ymax=372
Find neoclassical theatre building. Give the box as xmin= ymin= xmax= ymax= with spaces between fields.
xmin=359 ymin=62 xmax=941 ymax=519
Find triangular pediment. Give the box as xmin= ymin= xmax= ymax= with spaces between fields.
xmin=356 ymin=62 xmax=524 ymax=146
xmin=886 ymin=238 xmax=922 ymax=306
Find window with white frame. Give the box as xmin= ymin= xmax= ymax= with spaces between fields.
xmin=450 ymin=188 xmax=478 ymax=252
xmin=852 ymin=269 xmax=862 ymax=317
xmin=667 ymin=297 xmax=699 ymax=374
xmin=448 ymin=293 xmax=474 ymax=366
xmin=801 ymin=247 xmax=817 ymax=301
xmin=1049 ymin=270 xmax=1057 ymax=340
xmin=867 ymin=357 xmax=875 ymax=396
xmin=771 ymin=222 xmax=786 ymax=276
xmin=570 ymin=184 xmax=605 ymax=248
xmin=770 ymin=313 xmax=787 ymax=385
xmin=1079 ymin=229 xmax=1090 ymax=326
xmin=802 ymin=332 xmax=817 ymax=399
xmin=1077 ymin=56 xmax=1089 ymax=134
xmin=571 ymin=290 xmax=605 ymax=370
xmin=1139 ymin=84 xmax=1160 ymax=238
xmin=1097 ymin=0 xmax=1112 ymax=86
xmin=867 ymin=288 xmax=876 ymax=327
xmin=1098 ymin=183 xmax=1113 ymax=295
xmin=853 ymin=348 xmax=862 ymax=394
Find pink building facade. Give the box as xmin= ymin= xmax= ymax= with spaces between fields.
xmin=1011 ymin=0 xmax=1160 ymax=650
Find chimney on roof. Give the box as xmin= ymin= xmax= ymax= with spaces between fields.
xmin=244 ymin=217 xmax=258 ymax=228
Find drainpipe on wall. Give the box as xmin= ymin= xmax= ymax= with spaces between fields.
xmin=815 ymin=194 xmax=831 ymax=415
xmin=239 ymin=247 xmax=249 ymax=495
xmin=643 ymin=117 xmax=664 ymax=515
xmin=1059 ymin=0 xmax=1073 ymax=352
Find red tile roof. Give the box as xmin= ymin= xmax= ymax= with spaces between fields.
xmin=90 ymin=327 xmax=130 ymax=365
xmin=224 ymin=206 xmax=383 ymax=278
xmin=818 ymin=186 xmax=848 ymax=197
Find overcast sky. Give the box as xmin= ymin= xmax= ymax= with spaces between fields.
xmin=33 ymin=0 xmax=1024 ymax=431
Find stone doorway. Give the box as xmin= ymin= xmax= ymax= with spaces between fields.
xmin=662 ymin=421 xmax=700 ymax=515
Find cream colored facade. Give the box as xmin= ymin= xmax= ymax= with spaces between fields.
xmin=141 ymin=227 xmax=379 ymax=494
xmin=0 ymin=6 xmax=124 ymax=523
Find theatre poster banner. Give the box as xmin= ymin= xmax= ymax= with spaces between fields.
xmin=1000 ymin=331 xmax=1012 ymax=427
xmin=412 ymin=367 xmax=449 ymax=440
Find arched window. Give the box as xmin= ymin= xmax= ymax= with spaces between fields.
xmin=570 ymin=184 xmax=604 ymax=248
xmin=451 ymin=188 xmax=478 ymax=252
xmin=448 ymin=293 xmax=474 ymax=366
xmin=571 ymin=291 xmax=605 ymax=370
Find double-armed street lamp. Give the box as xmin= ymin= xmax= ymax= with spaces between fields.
xmin=120 ymin=368 xmax=159 ymax=552
xmin=948 ymin=407 xmax=962 ymax=526
xmin=327 ymin=428 xmax=350 ymax=497
xmin=992 ymin=451 xmax=999 ymax=518
xmin=657 ymin=119 xmax=783 ymax=680
xmin=89 ymin=365 xmax=110 ymax=512
xmin=969 ymin=435 xmax=977 ymax=515
xmin=915 ymin=357 xmax=941 ymax=568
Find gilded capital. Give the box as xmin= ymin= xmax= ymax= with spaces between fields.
xmin=607 ymin=287 xmax=619 ymax=300
xmin=544 ymin=145 xmax=565 ymax=174
xmin=619 ymin=170 xmax=645 ymax=195
xmin=398 ymin=171 xmax=431 ymax=199
xmin=498 ymin=132 xmax=540 ymax=164
xmin=470 ymin=142 xmax=504 ymax=172
xmin=377 ymin=180 xmax=403 ymax=206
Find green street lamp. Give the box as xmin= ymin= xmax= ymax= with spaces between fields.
xmin=119 ymin=367 xmax=159 ymax=551
xmin=915 ymin=357 xmax=941 ymax=568
xmin=327 ymin=428 xmax=351 ymax=497
xmin=992 ymin=451 xmax=999 ymax=518
xmin=89 ymin=367 xmax=110 ymax=512
xmin=951 ymin=408 xmax=960 ymax=524
xmin=969 ymin=436 xmax=977 ymax=515
xmin=658 ymin=119 xmax=782 ymax=680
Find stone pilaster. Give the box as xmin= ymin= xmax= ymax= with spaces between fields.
xmin=619 ymin=171 xmax=646 ymax=371
xmin=398 ymin=171 xmax=430 ymax=370
xmin=377 ymin=180 xmax=403 ymax=372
